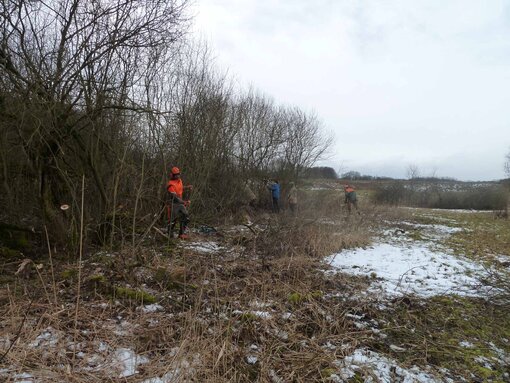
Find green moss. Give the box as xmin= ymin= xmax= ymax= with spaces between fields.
xmin=346 ymin=372 xmax=364 ymax=382
xmin=310 ymin=290 xmax=324 ymax=299
xmin=473 ymin=366 xmax=496 ymax=379
xmin=61 ymin=268 xmax=78 ymax=280
xmin=288 ymin=290 xmax=324 ymax=304
xmin=288 ymin=292 xmax=304 ymax=304
xmin=87 ymin=274 xmax=107 ymax=284
xmin=320 ymin=368 xmax=336 ymax=378
xmin=114 ymin=286 xmax=156 ymax=304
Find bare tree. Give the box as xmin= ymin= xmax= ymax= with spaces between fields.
xmin=407 ymin=164 xmax=421 ymax=180
xmin=279 ymin=107 xmax=332 ymax=179
xmin=0 ymin=1 xmax=334 ymax=246
xmin=0 ymin=0 xmax=189 ymax=240
xmin=505 ymin=149 xmax=510 ymax=178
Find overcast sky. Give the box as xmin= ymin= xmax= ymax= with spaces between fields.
xmin=192 ymin=0 xmax=510 ymax=181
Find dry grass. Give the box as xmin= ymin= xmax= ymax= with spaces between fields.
xmin=0 ymin=205 xmax=384 ymax=382
xmin=4 ymin=203 xmax=508 ymax=382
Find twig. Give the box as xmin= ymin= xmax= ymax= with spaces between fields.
xmin=132 ymin=154 xmax=145 ymax=250
xmin=73 ymin=175 xmax=85 ymax=364
xmin=44 ymin=225 xmax=58 ymax=305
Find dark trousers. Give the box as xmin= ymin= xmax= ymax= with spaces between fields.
xmin=167 ymin=203 xmax=189 ymax=236
xmin=272 ymin=197 xmax=280 ymax=213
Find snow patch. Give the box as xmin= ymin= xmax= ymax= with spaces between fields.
xmin=13 ymin=372 xmax=35 ymax=383
xmin=138 ymin=304 xmax=164 ymax=313
xmin=114 ymin=348 xmax=149 ymax=378
xmin=327 ymin=242 xmax=486 ymax=297
xmin=29 ymin=327 xmax=60 ymax=348
xmin=183 ymin=241 xmax=223 ymax=253
xmin=333 ymin=348 xmax=444 ymax=382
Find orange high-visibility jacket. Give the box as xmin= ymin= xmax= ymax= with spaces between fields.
xmin=344 ymin=186 xmax=355 ymax=193
xmin=167 ymin=178 xmax=183 ymax=199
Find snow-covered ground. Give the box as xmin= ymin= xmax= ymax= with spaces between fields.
xmin=331 ymin=348 xmax=449 ymax=383
xmin=326 ymin=221 xmax=489 ymax=298
xmin=182 ymin=241 xmax=223 ymax=254
xmin=327 ymin=242 xmax=487 ymax=297
xmin=324 ymin=217 xmax=510 ymax=381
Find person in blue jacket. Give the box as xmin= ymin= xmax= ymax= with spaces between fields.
xmin=267 ymin=179 xmax=280 ymax=213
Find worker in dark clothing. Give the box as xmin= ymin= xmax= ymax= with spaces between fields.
xmin=267 ymin=179 xmax=280 ymax=213
xmin=344 ymin=184 xmax=359 ymax=214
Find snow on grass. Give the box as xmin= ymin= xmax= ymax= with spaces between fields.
xmin=113 ymin=348 xmax=149 ymax=378
xmin=327 ymin=242 xmax=485 ymax=297
xmin=388 ymin=222 xmax=464 ymax=241
xmin=137 ymin=304 xmax=164 ymax=313
xmin=232 ymin=309 xmax=272 ymax=319
xmin=403 ymin=207 xmax=494 ymax=213
xmin=28 ymin=327 xmax=60 ymax=348
xmin=332 ymin=348 xmax=447 ymax=383
xmin=326 ymin=220 xmax=490 ymax=298
xmin=182 ymin=241 xmax=223 ymax=253
xmin=0 ymin=370 xmax=38 ymax=383
xmin=12 ymin=372 xmax=35 ymax=383
xmin=65 ymin=341 xmax=148 ymax=378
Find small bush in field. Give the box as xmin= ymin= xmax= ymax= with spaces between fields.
xmin=373 ymin=182 xmax=408 ymax=206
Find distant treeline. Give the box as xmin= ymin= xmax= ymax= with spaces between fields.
xmin=305 ymin=167 xmax=338 ymax=179
xmin=373 ymin=182 xmax=508 ymax=210
xmin=341 ymin=171 xmax=395 ymax=181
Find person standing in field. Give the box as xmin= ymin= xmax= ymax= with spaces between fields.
xmin=166 ymin=166 xmax=192 ymax=239
xmin=343 ymin=184 xmax=359 ymax=214
xmin=267 ymin=179 xmax=280 ymax=213
xmin=287 ymin=182 xmax=298 ymax=215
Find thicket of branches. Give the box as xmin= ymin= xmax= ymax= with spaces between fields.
xmin=0 ymin=0 xmax=331 ymax=248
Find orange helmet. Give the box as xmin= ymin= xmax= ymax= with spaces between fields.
xmin=171 ymin=166 xmax=180 ymax=175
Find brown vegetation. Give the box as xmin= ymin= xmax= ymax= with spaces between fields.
xmin=0 ymin=0 xmax=331 ymax=252
xmin=0 ymin=204 xmax=380 ymax=382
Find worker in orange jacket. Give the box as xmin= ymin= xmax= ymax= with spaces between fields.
xmin=343 ymin=184 xmax=359 ymax=214
xmin=166 ymin=166 xmax=192 ymax=239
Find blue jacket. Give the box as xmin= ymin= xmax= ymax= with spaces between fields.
xmin=269 ymin=183 xmax=280 ymax=199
